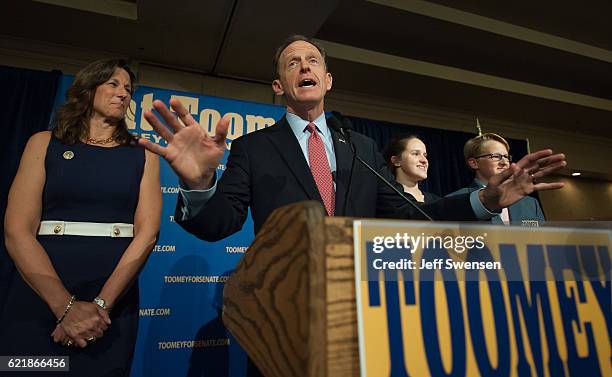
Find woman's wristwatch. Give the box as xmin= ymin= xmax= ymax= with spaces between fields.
xmin=93 ymin=297 xmax=107 ymax=310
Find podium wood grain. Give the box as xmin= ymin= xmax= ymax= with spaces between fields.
xmin=222 ymin=202 xmax=359 ymax=377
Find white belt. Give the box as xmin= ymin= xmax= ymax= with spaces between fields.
xmin=38 ymin=221 xmax=134 ymax=238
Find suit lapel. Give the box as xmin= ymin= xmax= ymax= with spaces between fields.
xmin=266 ymin=117 xmax=321 ymax=201
xmin=469 ymin=180 xmax=482 ymax=191
xmin=509 ymin=201 xmax=522 ymax=223
xmin=330 ymin=127 xmax=353 ymax=216
xmin=490 ymin=214 xmax=504 ymax=224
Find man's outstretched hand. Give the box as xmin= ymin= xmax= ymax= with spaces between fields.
xmin=138 ymin=99 xmax=230 ymax=189
xmin=479 ymin=149 xmax=566 ymax=212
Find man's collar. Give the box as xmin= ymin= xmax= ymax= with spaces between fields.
xmin=473 ymin=179 xmax=487 ymax=188
xmin=286 ymin=112 xmax=329 ymax=138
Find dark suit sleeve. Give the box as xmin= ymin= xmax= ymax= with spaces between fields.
xmin=424 ymin=191 xmax=441 ymax=203
xmin=368 ymin=139 xmax=477 ymax=221
xmin=175 ymin=138 xmax=252 ymax=241
xmin=444 ymin=187 xmax=472 ymax=198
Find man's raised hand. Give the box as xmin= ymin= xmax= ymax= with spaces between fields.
xmin=138 ymin=99 xmax=230 ymax=189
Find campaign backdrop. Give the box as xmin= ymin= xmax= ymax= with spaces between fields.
xmin=54 ymin=76 xmax=286 ymax=377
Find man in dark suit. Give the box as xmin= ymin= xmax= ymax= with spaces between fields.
xmin=139 ymin=35 xmax=565 ymax=240
xmin=446 ymin=132 xmax=546 ymax=226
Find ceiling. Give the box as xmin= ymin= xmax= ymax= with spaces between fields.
xmin=1 ymin=0 xmax=611 ymax=136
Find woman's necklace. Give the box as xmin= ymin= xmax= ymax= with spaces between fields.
xmin=85 ymin=136 xmax=115 ymax=145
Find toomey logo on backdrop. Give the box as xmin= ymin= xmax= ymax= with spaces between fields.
xmin=124 ymin=89 xmax=284 ymax=148
xmin=354 ymin=220 xmax=611 ymax=377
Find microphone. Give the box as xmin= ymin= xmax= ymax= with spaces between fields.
xmin=328 ymin=112 xmax=434 ymax=221
xmin=331 ymin=112 xmax=357 ymax=216
xmin=331 ymin=111 xmax=353 ymax=140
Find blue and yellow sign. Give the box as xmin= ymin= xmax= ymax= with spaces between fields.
xmin=354 ymin=220 xmax=611 ymax=377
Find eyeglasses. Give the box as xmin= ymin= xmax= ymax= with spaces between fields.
xmin=474 ymin=153 xmax=512 ymax=162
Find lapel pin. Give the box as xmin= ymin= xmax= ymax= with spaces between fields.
xmin=63 ymin=151 xmax=75 ymax=160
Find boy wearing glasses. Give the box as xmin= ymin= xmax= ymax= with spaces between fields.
xmin=446 ymin=133 xmax=545 ymax=226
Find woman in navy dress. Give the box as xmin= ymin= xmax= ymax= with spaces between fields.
xmin=1 ymin=59 xmax=161 ymax=376
xmin=383 ymin=135 xmax=441 ymax=203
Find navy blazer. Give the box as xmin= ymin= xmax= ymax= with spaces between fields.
xmin=446 ymin=180 xmax=545 ymax=225
xmin=177 ymin=116 xmax=477 ymax=241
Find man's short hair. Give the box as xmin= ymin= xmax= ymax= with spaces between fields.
xmin=463 ymin=133 xmax=510 ymax=165
xmin=272 ymin=35 xmax=329 ymax=78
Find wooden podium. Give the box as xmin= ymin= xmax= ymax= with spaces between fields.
xmin=223 ymin=204 xmax=612 ymax=377
xmin=222 ymin=201 xmax=358 ymax=377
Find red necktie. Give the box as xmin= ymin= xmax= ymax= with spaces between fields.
xmin=306 ymin=123 xmax=335 ymax=216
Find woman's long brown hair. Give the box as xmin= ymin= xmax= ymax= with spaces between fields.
xmin=52 ymin=59 xmax=136 ymax=145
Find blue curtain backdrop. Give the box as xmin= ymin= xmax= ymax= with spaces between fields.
xmin=349 ymin=116 xmax=529 ymax=196
xmin=0 ymin=65 xmax=60 ymax=312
